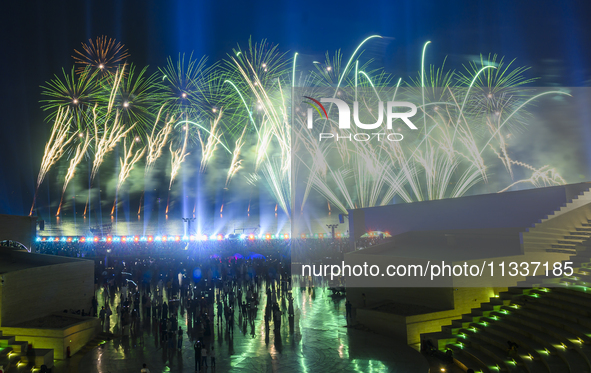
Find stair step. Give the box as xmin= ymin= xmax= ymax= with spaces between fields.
xmin=0 ymin=336 xmax=16 ymax=346
xmin=449 ymin=346 xmax=491 ymax=373
xmin=448 ymin=344 xmax=502 ymax=372
xmin=8 ymin=341 xmax=27 ymax=354
xmin=456 ymin=334 xmax=517 ymax=372
xmin=569 ymin=231 xmax=591 ymax=236
xmin=558 ymin=239 xmax=586 ymax=244
xmin=565 ymin=236 xmax=591 ymax=240
xmin=552 ymin=244 xmax=577 ymax=249
xmin=21 ymin=348 xmax=53 ymax=368
xmin=494 ymin=311 xmax=591 ymax=372
xmin=515 ymin=306 xmax=591 ymax=344
xmin=465 ymin=326 xmax=543 ymax=372
xmin=482 ymin=322 xmax=563 ymax=372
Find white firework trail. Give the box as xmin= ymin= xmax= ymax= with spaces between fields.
xmin=30 ymin=106 xmax=76 ymax=216
xmin=112 ymin=138 xmax=145 ymax=215
xmin=56 ymin=131 xmax=92 ymax=216
xmin=198 ymin=108 xmax=222 ymax=172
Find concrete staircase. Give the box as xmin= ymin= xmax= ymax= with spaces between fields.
xmin=0 ymin=331 xmax=54 ymax=372
xmin=422 ymin=242 xmax=591 ymax=373
xmin=521 ymin=186 xmax=591 ymax=255
xmin=549 ymin=220 xmax=591 ymax=253
xmin=539 ymin=187 xmax=591 ymax=224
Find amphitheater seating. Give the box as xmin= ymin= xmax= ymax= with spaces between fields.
xmin=422 ymin=229 xmax=591 ymax=373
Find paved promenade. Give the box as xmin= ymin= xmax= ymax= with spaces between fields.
xmin=53 ymin=281 xmax=428 ymax=372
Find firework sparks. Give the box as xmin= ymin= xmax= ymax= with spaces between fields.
xmin=91 ymin=109 xmax=135 ymax=181
xmin=138 ymin=107 xmax=175 ymax=215
xmin=169 ymin=130 xmax=190 ymax=190
xmin=498 ymin=163 xmax=566 ymax=193
xmin=84 ymin=67 xmax=135 ymax=216
xmin=37 ymin=38 xmax=572 ymax=222
xmin=41 ymin=66 xmax=100 ymax=125
xmin=56 ymin=131 xmax=92 ymax=216
xmin=112 ymin=139 xmax=145 ymax=215
xmin=165 ymin=129 xmax=190 ymax=215
xmin=198 ymin=108 xmax=223 ymax=172
xmin=225 ymin=124 xmax=248 ymax=187
xmin=30 ymin=107 xmax=76 ymax=216
xmin=73 ymin=36 xmax=129 ymax=76
xmin=90 ymin=68 xmax=135 ymax=181
xmin=145 ymin=107 xmax=175 ymax=173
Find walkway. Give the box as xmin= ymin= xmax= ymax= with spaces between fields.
xmin=55 ymin=280 xmax=428 ymax=372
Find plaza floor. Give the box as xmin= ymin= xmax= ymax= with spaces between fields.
xmin=53 ymin=281 xmax=429 ymax=373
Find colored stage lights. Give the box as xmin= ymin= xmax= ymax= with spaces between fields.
xmin=36 ymin=232 xmax=333 ymax=243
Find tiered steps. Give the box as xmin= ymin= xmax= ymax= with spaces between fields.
xmin=422 ymin=243 xmax=591 ymax=372
xmin=549 ymin=220 xmax=591 ymax=253
xmin=0 ymin=330 xmax=53 ymax=371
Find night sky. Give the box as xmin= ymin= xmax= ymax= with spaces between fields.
xmin=1 ymin=0 xmax=590 ymax=215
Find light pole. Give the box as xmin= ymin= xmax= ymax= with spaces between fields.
xmin=326 ymin=224 xmax=338 ymax=240
xmin=182 ymin=217 xmax=195 ymax=236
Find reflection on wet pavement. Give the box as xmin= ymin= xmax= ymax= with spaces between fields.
xmin=70 ymin=278 xmax=428 ymax=373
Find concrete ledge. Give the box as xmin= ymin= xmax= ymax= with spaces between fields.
xmin=1 ymin=314 xmax=100 ymax=359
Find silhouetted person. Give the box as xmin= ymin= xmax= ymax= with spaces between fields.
xmin=201 ymin=346 xmax=208 ymax=367
xmin=99 ymin=306 xmax=106 ymax=328
xmin=345 ymin=300 xmax=352 ymax=319
xmin=194 ymin=340 xmax=202 ymax=372
xmin=210 ymin=346 xmax=216 ymax=368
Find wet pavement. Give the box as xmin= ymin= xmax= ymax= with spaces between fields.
xmin=55 ymin=279 xmax=428 ymax=373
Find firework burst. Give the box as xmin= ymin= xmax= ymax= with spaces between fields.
xmin=36 ymin=37 xmax=573 ymax=222
xmin=111 ymin=63 xmax=161 ymax=139
xmin=73 ymin=36 xmax=130 ymax=76
xmin=41 ymin=66 xmax=101 ymax=126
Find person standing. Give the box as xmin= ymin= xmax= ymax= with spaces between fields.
xmin=201 ymin=346 xmax=208 ymax=368
xmin=140 ymin=363 xmax=150 ymax=373
xmin=99 ymin=306 xmax=106 ymax=329
xmin=177 ymin=326 xmax=183 ymax=350
xmin=210 ymin=346 xmax=216 ymax=368
xmin=194 ymin=340 xmax=202 ymax=372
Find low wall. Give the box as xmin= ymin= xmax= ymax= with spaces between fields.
xmin=1 ymin=315 xmax=100 ymax=359
xmin=1 ymin=254 xmax=94 ymax=326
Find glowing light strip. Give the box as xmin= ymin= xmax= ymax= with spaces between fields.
xmin=36 ymin=233 xmax=349 ymax=243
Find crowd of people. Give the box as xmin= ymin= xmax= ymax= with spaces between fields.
xmin=33 ymin=234 xmax=389 ymax=371
xmin=79 ymin=242 xmax=295 ymax=371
